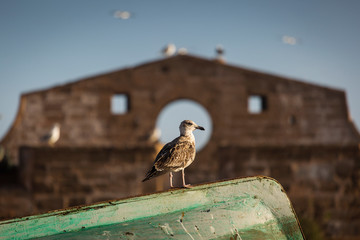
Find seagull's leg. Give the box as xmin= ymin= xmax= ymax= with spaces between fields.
xmin=182 ymin=169 xmax=191 ymax=188
xmin=169 ymin=172 xmax=174 ymax=188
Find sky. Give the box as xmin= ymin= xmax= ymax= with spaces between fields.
xmin=1 ymin=0 xmax=360 ymax=145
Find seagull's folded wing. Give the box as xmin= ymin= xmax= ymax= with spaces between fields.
xmin=155 ymin=140 xmax=195 ymax=171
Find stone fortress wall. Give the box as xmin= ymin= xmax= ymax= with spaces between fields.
xmin=1 ymin=55 xmax=359 ymax=239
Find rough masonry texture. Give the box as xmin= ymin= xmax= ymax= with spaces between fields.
xmin=1 ymin=55 xmax=359 ymax=239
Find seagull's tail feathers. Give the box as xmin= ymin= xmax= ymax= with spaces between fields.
xmin=142 ymin=166 xmax=165 ymax=182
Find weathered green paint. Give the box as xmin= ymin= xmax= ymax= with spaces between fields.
xmin=0 ymin=176 xmax=304 ymax=239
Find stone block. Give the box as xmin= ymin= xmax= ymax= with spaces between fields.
xmin=35 ymin=196 xmax=63 ymax=212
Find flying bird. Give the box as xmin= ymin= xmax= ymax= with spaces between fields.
xmin=40 ymin=123 xmax=60 ymax=147
xmin=142 ymin=120 xmax=205 ymax=188
xmin=113 ymin=10 xmax=132 ymax=20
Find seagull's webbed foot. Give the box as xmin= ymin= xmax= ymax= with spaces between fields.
xmin=182 ymin=184 xmax=192 ymax=189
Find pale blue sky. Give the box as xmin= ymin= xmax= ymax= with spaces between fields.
xmin=1 ymin=0 xmax=360 ymax=141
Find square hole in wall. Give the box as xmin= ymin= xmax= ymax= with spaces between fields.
xmin=248 ymin=95 xmax=267 ymax=114
xmin=111 ymin=94 xmax=129 ymax=114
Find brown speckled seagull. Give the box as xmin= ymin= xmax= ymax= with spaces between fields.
xmin=142 ymin=120 xmax=205 ymax=188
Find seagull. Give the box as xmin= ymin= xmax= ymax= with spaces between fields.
xmin=40 ymin=123 xmax=60 ymax=147
xmin=113 ymin=10 xmax=131 ymax=20
xmin=142 ymin=120 xmax=205 ymax=188
xmin=177 ymin=48 xmax=188 ymax=55
xmin=148 ymin=127 xmax=161 ymax=143
xmin=161 ymin=44 xmax=176 ymax=57
xmin=215 ymin=44 xmax=224 ymax=56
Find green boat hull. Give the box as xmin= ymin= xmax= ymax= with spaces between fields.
xmin=0 ymin=176 xmax=304 ymax=239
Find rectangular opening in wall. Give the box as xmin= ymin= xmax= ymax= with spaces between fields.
xmin=111 ymin=94 xmax=129 ymax=114
xmin=248 ymin=95 xmax=267 ymax=114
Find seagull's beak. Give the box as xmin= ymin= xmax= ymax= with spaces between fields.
xmin=196 ymin=125 xmax=205 ymax=131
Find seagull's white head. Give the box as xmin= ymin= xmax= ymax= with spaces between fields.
xmin=179 ymin=120 xmax=205 ymax=137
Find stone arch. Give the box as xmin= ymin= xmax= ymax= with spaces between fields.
xmin=155 ymin=98 xmax=213 ymax=151
xmin=148 ymin=90 xmax=218 ymax=149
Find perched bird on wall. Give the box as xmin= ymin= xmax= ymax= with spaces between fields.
xmin=142 ymin=120 xmax=205 ymax=188
xmin=40 ymin=123 xmax=60 ymax=147
xmin=177 ymin=47 xmax=188 ymax=55
xmin=161 ymin=43 xmax=176 ymax=57
xmin=215 ymin=44 xmax=225 ymax=63
xmin=147 ymin=127 xmax=161 ymax=144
